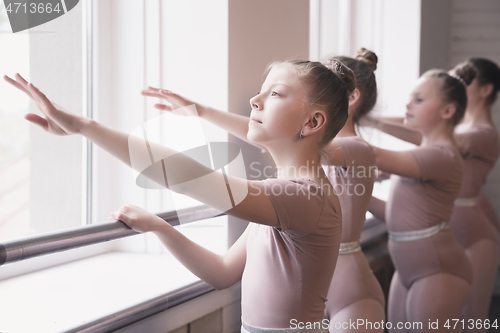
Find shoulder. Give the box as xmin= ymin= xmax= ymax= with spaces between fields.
xmin=412 ymin=144 xmax=457 ymax=158
xmin=410 ymin=144 xmax=462 ymax=181
xmin=260 ymin=178 xmax=338 ymax=236
xmin=335 ymin=136 xmax=375 ymax=166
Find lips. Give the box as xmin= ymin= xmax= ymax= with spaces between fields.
xmin=405 ymin=113 xmax=413 ymax=118
xmin=250 ymin=117 xmax=262 ymax=124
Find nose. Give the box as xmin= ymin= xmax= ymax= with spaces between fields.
xmin=406 ymin=101 xmax=411 ymax=110
xmin=249 ymin=95 xmax=261 ymax=110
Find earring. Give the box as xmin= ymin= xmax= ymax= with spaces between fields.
xmin=300 ymin=132 xmax=305 ymax=139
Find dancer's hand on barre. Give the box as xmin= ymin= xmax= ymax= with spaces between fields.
xmin=141 ymin=86 xmax=207 ymax=117
xmin=108 ymin=204 xmax=167 ymax=233
xmin=4 ymin=73 xmax=87 ymax=135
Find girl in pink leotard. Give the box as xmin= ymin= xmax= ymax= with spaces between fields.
xmin=448 ymin=58 xmax=500 ymax=333
xmin=367 ymin=60 xmax=500 ymax=332
xmin=5 ymin=60 xmax=356 ymax=332
xmin=367 ymin=69 xmax=475 ymax=333
xmin=322 ymin=49 xmax=385 ymax=332
xmin=146 ymin=50 xmax=386 ymax=332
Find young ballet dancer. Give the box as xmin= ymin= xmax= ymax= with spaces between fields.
xmin=322 ymin=49 xmax=385 ymax=332
xmin=5 ymin=59 xmax=355 ymax=332
xmin=142 ymin=48 xmax=385 ymax=333
xmin=449 ymin=58 xmax=500 ymax=332
xmin=366 ymin=69 xmax=474 ymax=332
xmin=366 ymin=58 xmax=500 ymax=332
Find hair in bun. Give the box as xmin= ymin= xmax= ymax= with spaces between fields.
xmin=328 ymin=48 xmax=379 ymax=125
xmin=452 ymin=58 xmax=500 ymax=105
xmin=470 ymin=58 xmax=500 ymax=105
xmin=449 ymin=61 xmax=477 ymax=86
xmin=354 ymin=47 xmax=378 ymax=71
xmin=323 ymin=58 xmax=357 ymax=95
xmin=268 ymin=59 xmax=355 ymax=146
xmin=423 ymin=69 xmax=472 ymax=126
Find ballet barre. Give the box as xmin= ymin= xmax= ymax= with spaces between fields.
xmin=0 ymin=205 xmax=225 ymax=266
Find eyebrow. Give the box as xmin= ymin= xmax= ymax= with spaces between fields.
xmin=261 ymin=83 xmax=291 ymax=90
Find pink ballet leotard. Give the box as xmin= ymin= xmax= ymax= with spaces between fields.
xmin=323 ymin=137 xmax=385 ymax=318
xmin=386 ymin=144 xmax=472 ymax=288
xmin=478 ymin=191 xmax=500 ymax=233
xmin=242 ymin=178 xmax=342 ymax=329
xmin=450 ymin=125 xmax=500 ymax=248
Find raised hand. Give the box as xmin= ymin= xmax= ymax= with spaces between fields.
xmin=4 ymin=73 xmax=85 ymax=135
xmin=141 ymin=86 xmax=205 ymax=117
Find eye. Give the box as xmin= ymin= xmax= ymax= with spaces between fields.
xmin=271 ymin=91 xmax=280 ymax=96
xmin=415 ymin=98 xmax=423 ymax=103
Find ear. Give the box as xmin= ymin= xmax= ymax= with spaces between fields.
xmin=441 ymin=103 xmax=456 ymax=121
xmin=301 ymin=110 xmax=327 ymax=137
xmin=480 ymin=83 xmax=494 ymax=100
xmin=349 ymin=88 xmax=361 ymax=107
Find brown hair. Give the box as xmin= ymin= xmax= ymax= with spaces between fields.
xmin=423 ymin=68 xmax=476 ymax=126
xmin=467 ymin=58 xmax=500 ymax=105
xmin=330 ymin=48 xmax=378 ymax=125
xmin=269 ymin=60 xmax=356 ymax=147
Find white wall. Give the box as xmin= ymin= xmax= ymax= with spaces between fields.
xmin=227 ymin=0 xmax=310 ymax=245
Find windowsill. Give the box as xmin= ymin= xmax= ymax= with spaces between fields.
xmin=0 ymin=252 xmax=206 ymax=333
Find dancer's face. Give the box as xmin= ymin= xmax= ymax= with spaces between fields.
xmin=404 ymin=77 xmax=446 ymax=131
xmin=247 ymin=65 xmax=309 ymax=146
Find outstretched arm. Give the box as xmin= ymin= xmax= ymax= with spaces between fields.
xmin=371 ymin=145 xmax=421 ymax=179
xmin=363 ymin=116 xmax=422 ymax=146
xmin=5 ymin=74 xmax=279 ymax=227
xmin=142 ymin=87 xmax=262 ymax=148
xmin=108 ymin=204 xmax=250 ymax=290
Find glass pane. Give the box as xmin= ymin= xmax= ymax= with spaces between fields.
xmin=0 ymin=5 xmax=31 ymax=241
xmin=0 ymin=2 xmax=85 ymax=242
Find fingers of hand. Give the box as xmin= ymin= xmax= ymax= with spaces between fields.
xmin=24 ymin=113 xmax=49 ymax=130
xmin=154 ymin=103 xmax=172 ymax=111
xmin=108 ymin=211 xmax=132 ymax=223
xmin=4 ymin=74 xmax=33 ymax=98
xmin=27 ymin=82 xmax=51 ymax=106
xmin=141 ymin=90 xmax=163 ymax=98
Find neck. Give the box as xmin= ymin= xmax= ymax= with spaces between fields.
xmin=420 ymin=122 xmax=455 ymax=147
xmin=267 ymin=143 xmax=324 ymax=181
xmin=336 ymin=117 xmax=357 ymax=137
xmin=462 ymin=103 xmax=493 ymax=126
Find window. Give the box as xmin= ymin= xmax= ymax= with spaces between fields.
xmin=0 ymin=1 xmax=231 ymax=330
xmin=0 ymin=6 xmax=30 ymax=241
xmin=0 ymin=1 xmax=85 ymax=243
xmin=310 ymin=0 xmax=423 ymax=205
xmin=91 ymin=0 xmax=229 ymax=255
xmin=0 ymin=0 xmax=229 ymax=278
